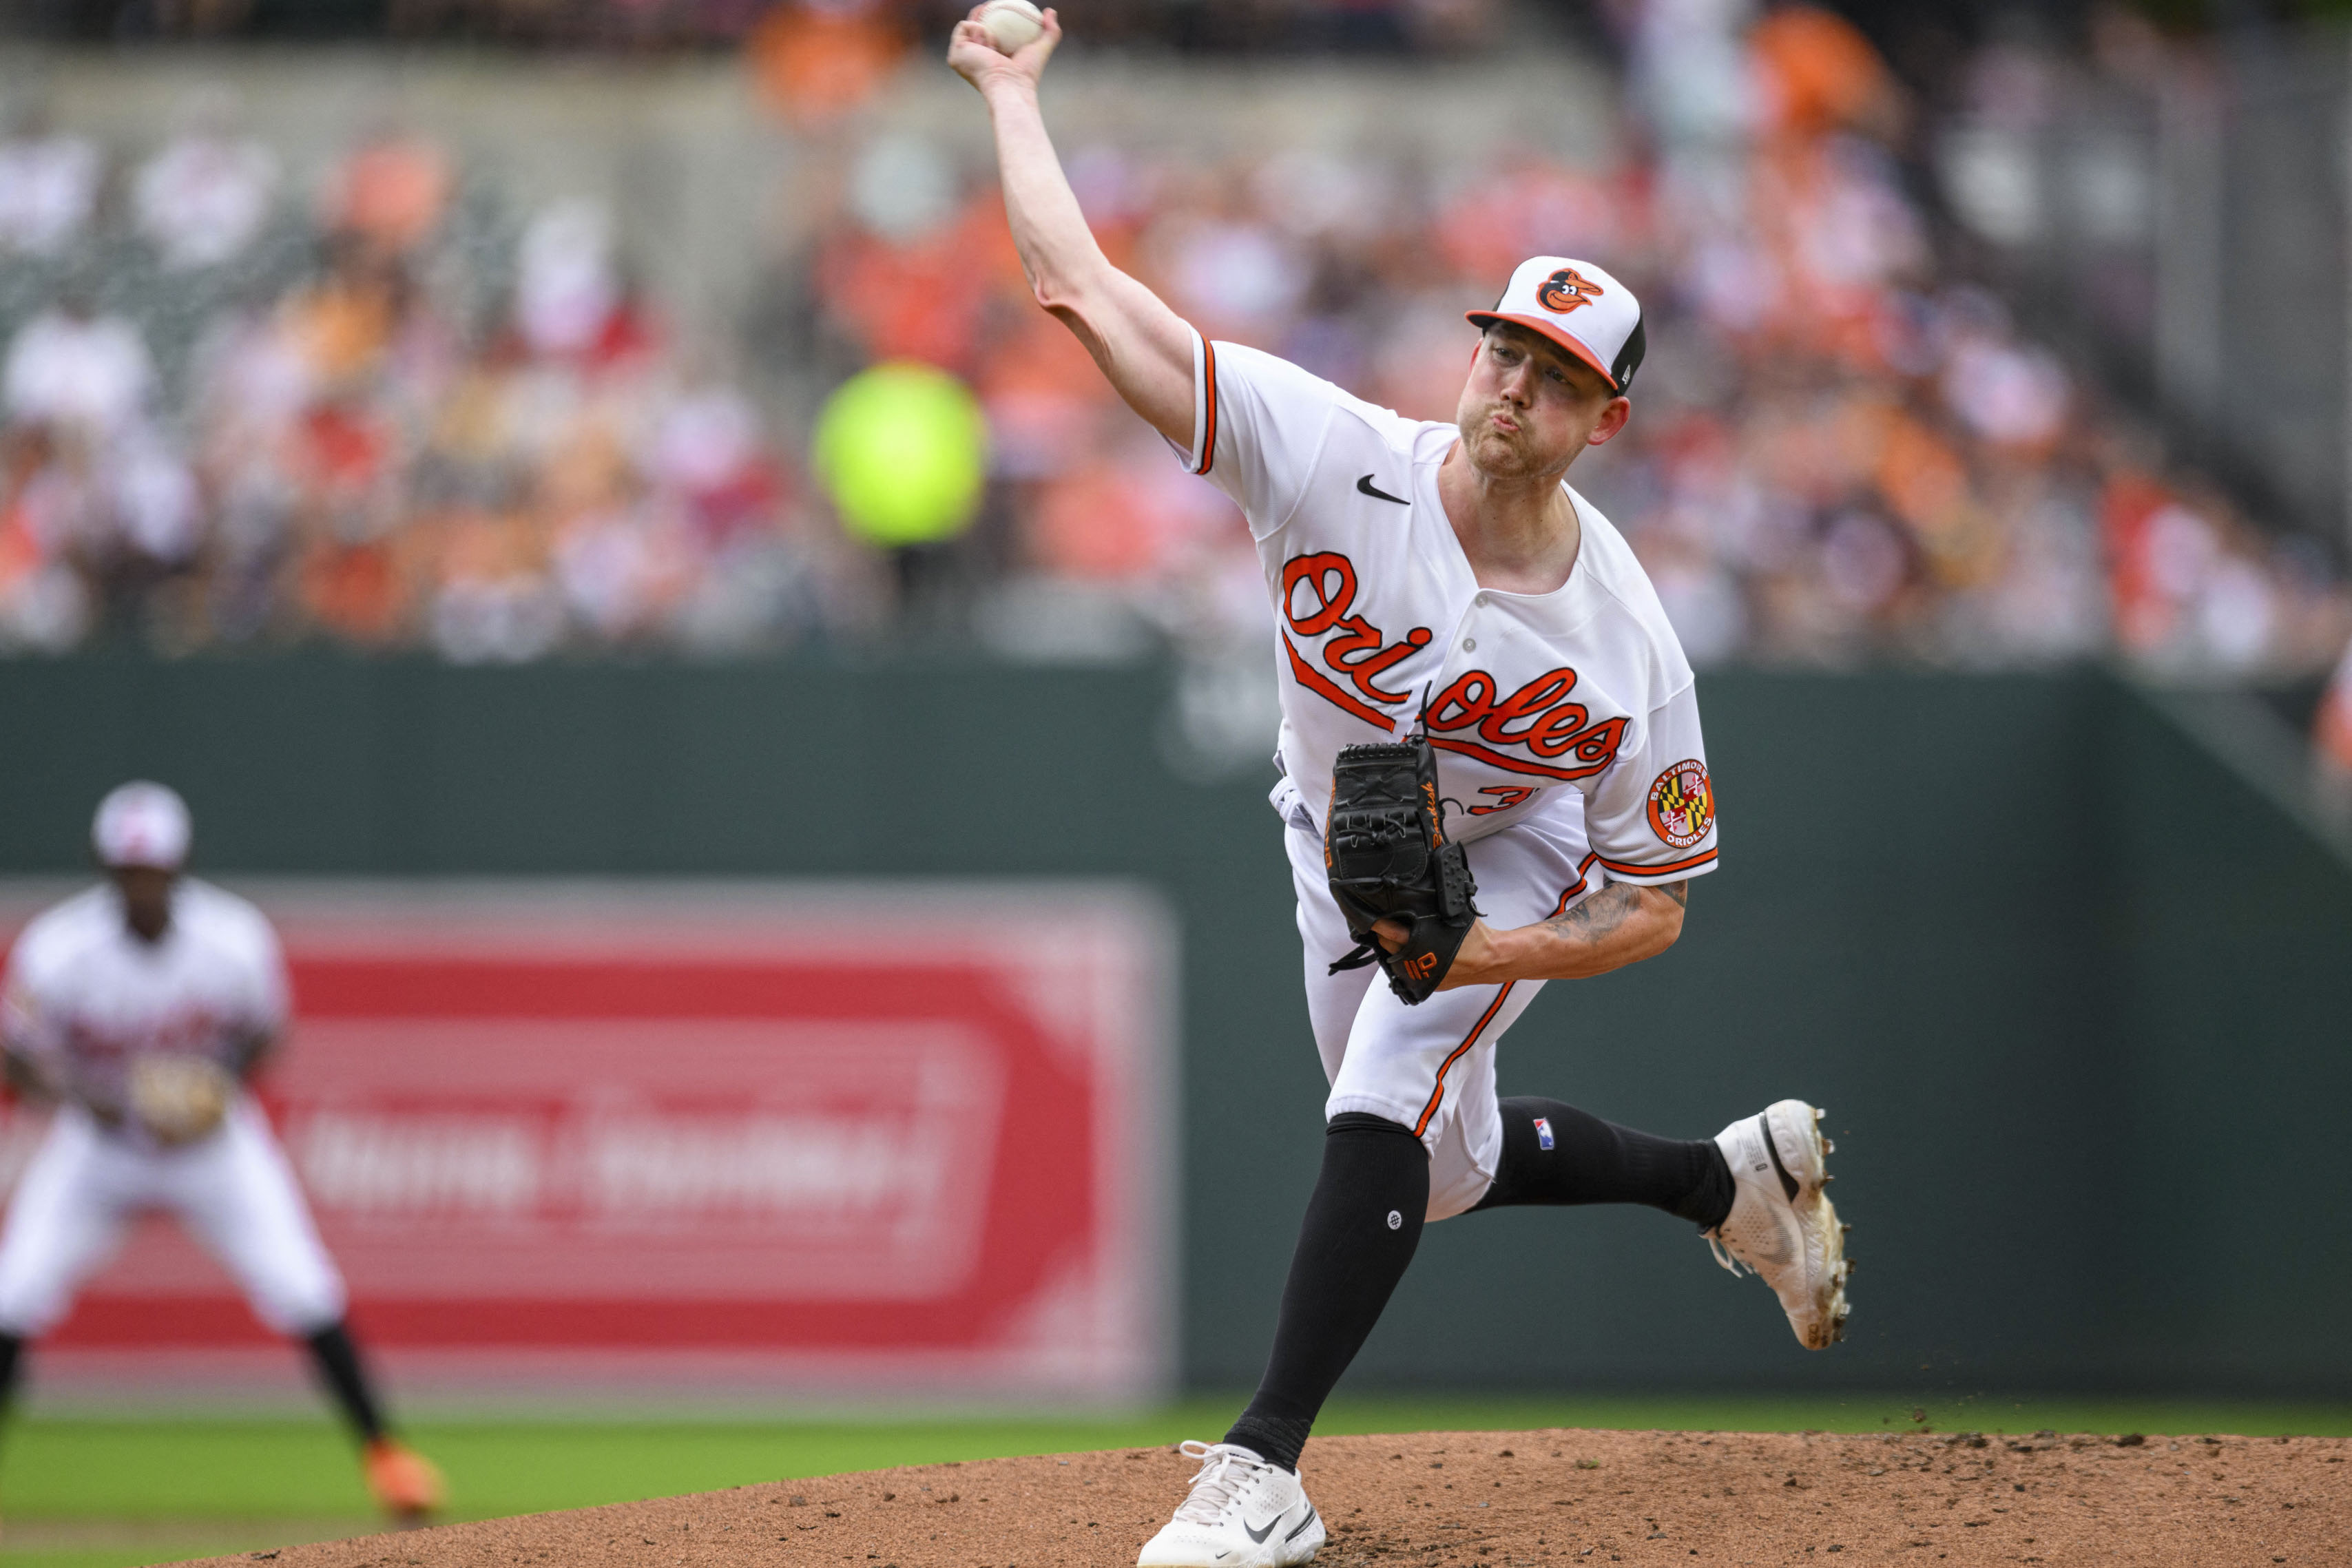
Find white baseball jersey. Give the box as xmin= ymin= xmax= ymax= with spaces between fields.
xmin=3 ymin=879 xmax=287 ymax=1130
xmin=1178 ymin=335 xmax=1719 ymax=886
xmin=1177 ymin=332 xmax=1718 ymax=1219
xmin=0 ymin=881 xmax=343 ymax=1337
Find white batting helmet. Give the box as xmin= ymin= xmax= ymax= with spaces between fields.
xmin=92 ymin=781 xmax=191 ymax=870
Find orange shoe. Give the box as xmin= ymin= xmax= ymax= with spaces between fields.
xmin=363 ymin=1437 xmax=446 ymax=1522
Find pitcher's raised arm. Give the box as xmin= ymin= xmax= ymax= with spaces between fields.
xmin=949 ymin=8 xmax=1196 ymax=448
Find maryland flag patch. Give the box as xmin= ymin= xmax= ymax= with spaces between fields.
xmin=1645 ymin=759 xmax=1715 ymax=849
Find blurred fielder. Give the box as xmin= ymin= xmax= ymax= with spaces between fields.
xmin=950 ymin=12 xmax=1853 ymax=1566
xmin=0 ymin=782 xmax=443 ymax=1524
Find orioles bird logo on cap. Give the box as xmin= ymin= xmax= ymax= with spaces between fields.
xmin=1536 ymin=267 xmax=1604 ymax=314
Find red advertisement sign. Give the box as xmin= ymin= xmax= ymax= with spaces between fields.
xmin=0 ymin=883 xmax=1173 ymax=1404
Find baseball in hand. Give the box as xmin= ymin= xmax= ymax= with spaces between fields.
xmin=977 ymin=0 xmax=1045 ymax=53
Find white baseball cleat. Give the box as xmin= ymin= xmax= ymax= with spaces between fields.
xmin=1136 ymin=1441 xmax=1326 ymax=1567
xmin=1707 ymin=1098 xmax=1851 ymax=1350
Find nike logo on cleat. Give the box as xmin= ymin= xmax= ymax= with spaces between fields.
xmin=1287 ymin=1506 xmax=1320 ymax=1541
xmin=1245 ymin=1516 xmax=1279 ymax=1544
xmin=1355 ymin=474 xmax=1408 ymax=505
xmin=1760 ymin=1115 xmax=1800 ymax=1202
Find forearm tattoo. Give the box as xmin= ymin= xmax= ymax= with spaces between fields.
xmin=1540 ymin=879 xmax=1687 ymax=944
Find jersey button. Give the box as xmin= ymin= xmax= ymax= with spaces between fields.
xmin=1462 ymin=638 xmax=1476 ymax=651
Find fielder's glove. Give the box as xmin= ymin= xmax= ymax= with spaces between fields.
xmin=1324 ymin=733 xmax=1479 ymax=1005
xmin=127 ymin=1054 xmax=234 ymax=1146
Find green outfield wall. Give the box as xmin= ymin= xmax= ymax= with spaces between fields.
xmin=1 ymin=654 xmax=2345 ymax=1399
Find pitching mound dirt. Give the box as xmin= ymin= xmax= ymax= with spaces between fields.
xmin=179 ymin=1428 xmax=2349 ymax=1568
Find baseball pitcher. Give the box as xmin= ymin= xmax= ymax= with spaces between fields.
xmin=950 ymin=12 xmax=1853 ymax=1567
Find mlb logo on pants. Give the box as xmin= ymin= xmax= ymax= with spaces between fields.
xmin=1533 ymin=1117 xmax=1554 ymax=1151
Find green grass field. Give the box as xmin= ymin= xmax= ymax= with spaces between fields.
xmin=4 ymin=1394 xmax=2347 ymax=1568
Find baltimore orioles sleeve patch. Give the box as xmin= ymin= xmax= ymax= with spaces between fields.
xmin=1645 ymin=759 xmax=1714 ymax=848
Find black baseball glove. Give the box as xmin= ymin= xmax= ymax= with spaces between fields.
xmin=1324 ymin=733 xmax=1479 ymax=1005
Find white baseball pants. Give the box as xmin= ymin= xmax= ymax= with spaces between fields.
xmin=1276 ymin=776 xmax=1600 ymax=1222
xmin=0 ymin=1099 xmax=346 ymax=1338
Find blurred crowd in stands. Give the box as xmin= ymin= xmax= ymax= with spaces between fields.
xmin=0 ymin=106 xmax=838 ymax=659
xmin=64 ymin=0 xmax=1499 ymax=53
xmin=0 ymin=0 xmax=2346 ymax=699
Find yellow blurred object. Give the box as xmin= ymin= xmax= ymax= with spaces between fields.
xmin=813 ymin=362 xmax=989 ymax=549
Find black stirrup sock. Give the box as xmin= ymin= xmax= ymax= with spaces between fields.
xmin=304 ymin=1321 xmax=390 ymax=1443
xmin=1472 ymin=1096 xmax=1734 ymax=1231
xmin=1223 ymin=1112 xmax=1429 ymax=1474
xmin=0 ymin=1331 xmax=23 ymax=1414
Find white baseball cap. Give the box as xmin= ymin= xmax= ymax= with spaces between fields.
xmin=1466 ymin=256 xmax=1647 ymax=395
xmin=92 ymin=781 xmax=191 ymax=870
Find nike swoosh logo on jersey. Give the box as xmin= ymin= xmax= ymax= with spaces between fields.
xmin=1355 ymin=473 xmax=1408 ymax=505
